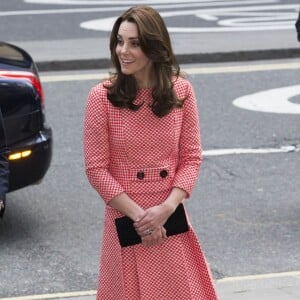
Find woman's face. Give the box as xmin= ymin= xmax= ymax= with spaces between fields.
xmin=116 ymin=20 xmax=153 ymax=86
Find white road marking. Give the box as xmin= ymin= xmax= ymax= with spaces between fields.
xmin=23 ymin=0 xmax=276 ymax=5
xmin=2 ymin=1 xmax=279 ymax=16
xmin=0 ymin=7 xmax=130 ymax=16
xmin=80 ymin=4 xmax=298 ymax=33
xmin=203 ymin=145 xmax=299 ymax=156
xmin=233 ymin=85 xmax=300 ymax=114
xmin=2 ymin=1 xmax=297 ymax=32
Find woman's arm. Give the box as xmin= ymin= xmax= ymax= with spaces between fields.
xmin=172 ymin=80 xmax=202 ymax=197
xmin=109 ymin=192 xmax=144 ymax=221
xmin=84 ymin=84 xmax=144 ymax=220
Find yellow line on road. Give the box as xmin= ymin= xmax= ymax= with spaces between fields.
xmin=0 ymin=290 xmax=96 ymax=300
xmin=185 ymin=61 xmax=300 ymax=75
xmin=41 ymin=73 xmax=108 ymax=83
xmin=1 ymin=271 xmax=300 ymax=300
xmin=40 ymin=61 xmax=300 ymax=83
xmin=217 ymin=270 xmax=300 ymax=283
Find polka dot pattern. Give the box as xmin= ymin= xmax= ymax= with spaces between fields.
xmin=84 ymin=77 xmax=218 ymax=300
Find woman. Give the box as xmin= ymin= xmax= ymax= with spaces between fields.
xmin=84 ymin=6 xmax=218 ymax=300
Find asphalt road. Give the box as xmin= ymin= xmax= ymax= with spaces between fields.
xmin=0 ymin=59 xmax=299 ymax=297
xmin=1 ymin=0 xmax=300 ymax=70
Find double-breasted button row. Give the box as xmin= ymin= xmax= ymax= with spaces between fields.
xmin=136 ymin=169 xmax=168 ymax=180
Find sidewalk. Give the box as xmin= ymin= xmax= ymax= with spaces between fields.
xmin=55 ymin=272 xmax=300 ymax=300
xmin=216 ymin=272 xmax=300 ymax=300
xmin=7 ymin=29 xmax=300 ymax=72
xmin=51 ymin=272 xmax=300 ymax=300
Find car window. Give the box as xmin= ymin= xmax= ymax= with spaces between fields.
xmin=0 ymin=43 xmax=31 ymax=68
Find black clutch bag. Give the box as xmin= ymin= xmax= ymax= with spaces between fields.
xmin=115 ymin=203 xmax=189 ymax=247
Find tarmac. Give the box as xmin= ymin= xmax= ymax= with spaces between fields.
xmin=5 ymin=27 xmax=300 ymax=300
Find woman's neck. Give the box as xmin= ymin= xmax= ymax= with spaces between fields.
xmin=136 ymin=77 xmax=155 ymax=89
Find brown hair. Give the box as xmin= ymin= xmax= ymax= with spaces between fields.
xmin=105 ymin=5 xmax=184 ymax=117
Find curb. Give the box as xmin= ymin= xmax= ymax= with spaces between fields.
xmin=1 ymin=271 xmax=300 ymax=300
xmin=36 ymin=48 xmax=300 ymax=72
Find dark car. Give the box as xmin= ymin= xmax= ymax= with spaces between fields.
xmin=0 ymin=41 xmax=52 ymax=191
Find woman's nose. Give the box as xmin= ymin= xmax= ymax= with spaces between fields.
xmin=121 ymin=43 xmax=129 ymax=54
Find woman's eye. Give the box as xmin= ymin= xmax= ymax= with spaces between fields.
xmin=131 ymin=41 xmax=140 ymax=48
xmin=117 ymin=39 xmax=123 ymax=45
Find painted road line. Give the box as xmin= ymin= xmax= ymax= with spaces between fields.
xmin=0 ymin=290 xmax=96 ymax=300
xmin=218 ymin=270 xmax=300 ymax=283
xmin=185 ymin=61 xmax=300 ymax=75
xmin=233 ymin=84 xmax=300 ymax=114
xmin=40 ymin=61 xmax=300 ymax=83
xmin=40 ymin=72 xmax=108 ymax=82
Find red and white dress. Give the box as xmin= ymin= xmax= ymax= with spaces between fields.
xmin=84 ymin=77 xmax=218 ymax=300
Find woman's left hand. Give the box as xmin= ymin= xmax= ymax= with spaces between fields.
xmin=134 ymin=204 xmax=173 ymax=238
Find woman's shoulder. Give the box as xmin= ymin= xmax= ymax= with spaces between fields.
xmin=88 ymin=80 xmax=111 ymax=101
xmin=89 ymin=80 xmax=110 ymax=95
xmin=86 ymin=81 xmax=112 ymax=113
xmin=172 ymin=76 xmax=193 ymax=98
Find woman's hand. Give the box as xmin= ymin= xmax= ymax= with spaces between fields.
xmin=134 ymin=204 xmax=173 ymax=246
xmin=141 ymin=226 xmax=167 ymax=247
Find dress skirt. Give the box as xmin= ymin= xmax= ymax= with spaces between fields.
xmin=96 ymin=189 xmax=218 ymax=300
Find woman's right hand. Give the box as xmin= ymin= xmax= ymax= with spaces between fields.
xmin=141 ymin=226 xmax=167 ymax=247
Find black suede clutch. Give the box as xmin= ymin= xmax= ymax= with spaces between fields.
xmin=115 ymin=203 xmax=189 ymax=247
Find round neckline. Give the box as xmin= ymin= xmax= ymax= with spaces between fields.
xmin=137 ymin=87 xmax=152 ymax=91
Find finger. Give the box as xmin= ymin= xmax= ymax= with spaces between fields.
xmin=142 ymin=231 xmax=164 ymax=247
xmin=137 ymin=226 xmax=153 ymax=238
xmin=141 ymin=236 xmax=153 ymax=247
xmin=136 ymin=223 xmax=160 ymax=236
xmin=135 ymin=224 xmax=148 ymax=235
xmin=134 ymin=221 xmax=146 ymax=232
xmin=134 ymin=217 xmax=153 ymax=231
xmin=161 ymin=227 xmax=167 ymax=239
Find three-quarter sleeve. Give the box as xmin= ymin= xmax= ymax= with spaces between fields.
xmin=172 ymin=81 xmax=202 ymax=197
xmin=83 ymin=84 xmax=125 ymax=204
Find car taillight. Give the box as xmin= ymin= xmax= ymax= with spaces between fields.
xmin=0 ymin=70 xmax=44 ymax=107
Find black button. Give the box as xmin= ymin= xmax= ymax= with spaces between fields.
xmin=160 ymin=169 xmax=168 ymax=178
xmin=137 ymin=171 xmax=145 ymax=180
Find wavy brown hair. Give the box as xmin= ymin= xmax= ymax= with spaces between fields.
xmin=104 ymin=6 xmax=184 ymax=117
